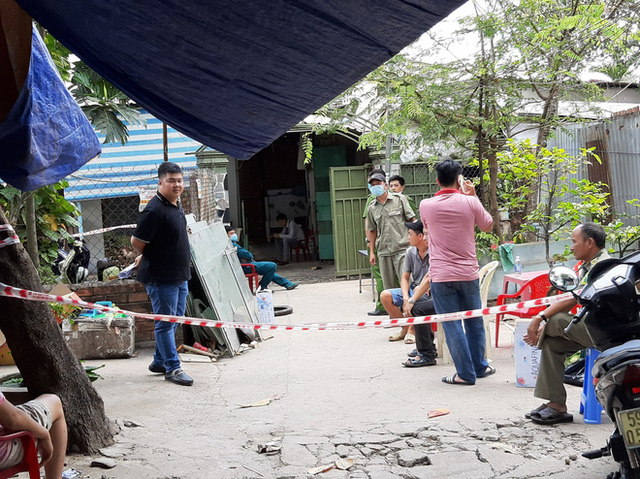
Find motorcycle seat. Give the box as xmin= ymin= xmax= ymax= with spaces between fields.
xmin=597 ymin=339 xmax=640 ymax=361
xmin=594 ymin=339 xmax=640 ymax=377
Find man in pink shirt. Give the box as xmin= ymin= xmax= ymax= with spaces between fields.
xmin=419 ymin=160 xmax=494 ymax=385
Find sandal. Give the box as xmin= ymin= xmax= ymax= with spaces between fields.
xmin=403 ymin=356 xmax=436 ymax=368
xmin=404 ymin=333 xmax=416 ymax=344
xmin=388 ymin=332 xmax=406 ymax=342
xmin=407 ymin=349 xmax=418 ymax=357
xmin=478 ymin=366 xmax=496 ymax=378
xmin=530 ymin=406 xmax=573 ymax=425
xmin=442 ymin=373 xmax=474 ymax=386
xmin=525 ymin=403 xmax=548 ymax=420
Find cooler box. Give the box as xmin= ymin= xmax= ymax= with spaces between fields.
xmin=514 ymin=319 xmax=541 ymax=387
xmin=63 ymin=313 xmax=135 ymax=359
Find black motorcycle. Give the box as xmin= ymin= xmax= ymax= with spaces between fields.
xmin=550 ymin=251 xmax=640 ymax=479
xmin=53 ymin=239 xmax=90 ymax=284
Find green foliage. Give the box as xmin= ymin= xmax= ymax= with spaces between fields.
xmin=0 ymin=364 xmax=104 ymax=387
xmin=70 ymin=62 xmax=145 ymax=145
xmin=0 ymin=181 xmax=80 ymax=281
xmin=604 ymin=200 xmax=640 ymax=257
xmin=43 ymin=32 xmax=72 ymax=82
xmin=301 ymin=132 xmax=314 ymax=165
xmin=475 ymin=230 xmax=501 ymax=261
xmin=310 ymin=0 xmax=640 ymax=241
xmin=49 ymin=303 xmax=82 ymax=323
xmin=497 ymin=139 xmax=610 ymax=265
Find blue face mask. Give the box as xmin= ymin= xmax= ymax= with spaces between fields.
xmin=368 ymin=184 xmax=385 ymax=197
xmin=230 ymin=234 xmax=238 ymax=242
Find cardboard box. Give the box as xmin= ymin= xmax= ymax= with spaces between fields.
xmin=63 ymin=314 xmax=135 ymax=359
xmin=514 ymin=319 xmax=541 ymax=387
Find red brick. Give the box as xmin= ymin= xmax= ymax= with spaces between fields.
xmin=71 ymin=288 xmax=93 ymax=298
xmin=128 ymin=292 xmax=149 ymax=303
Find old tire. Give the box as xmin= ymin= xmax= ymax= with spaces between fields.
xmin=274 ymin=305 xmax=293 ymax=317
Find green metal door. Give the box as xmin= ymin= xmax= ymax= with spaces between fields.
xmin=313 ymin=146 xmax=347 ymax=260
xmin=330 ymin=166 xmax=370 ymax=277
xmin=399 ymin=163 xmax=438 ymax=210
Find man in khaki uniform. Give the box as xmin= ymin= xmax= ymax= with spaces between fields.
xmin=523 ymin=222 xmax=609 ymax=425
xmin=363 ymin=193 xmax=387 ymax=316
xmin=365 ymin=169 xmax=416 ymax=334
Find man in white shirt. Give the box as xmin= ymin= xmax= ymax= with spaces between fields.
xmin=273 ymin=213 xmax=304 ymax=265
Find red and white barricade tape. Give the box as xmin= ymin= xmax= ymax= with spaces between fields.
xmin=72 ymin=224 xmax=137 ymax=238
xmin=0 ymin=281 xmax=572 ymax=331
xmin=0 ymin=223 xmax=137 ymax=245
xmin=0 ymin=225 xmax=20 ymax=249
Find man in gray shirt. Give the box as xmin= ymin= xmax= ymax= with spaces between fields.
xmin=380 ymin=220 xmax=437 ymax=366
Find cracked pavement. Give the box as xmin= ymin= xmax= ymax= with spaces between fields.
xmin=29 ymin=279 xmax=621 ymax=478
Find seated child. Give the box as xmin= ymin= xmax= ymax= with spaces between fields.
xmin=0 ymin=392 xmax=67 ymax=478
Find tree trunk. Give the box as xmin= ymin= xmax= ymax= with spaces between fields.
xmin=24 ymin=193 xmax=38 ymax=269
xmin=0 ymin=210 xmax=113 ymax=453
xmin=521 ymin=85 xmax=559 ymax=241
xmin=487 ymin=147 xmax=502 ymax=243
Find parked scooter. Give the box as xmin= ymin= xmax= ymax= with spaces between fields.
xmin=53 ymin=239 xmax=90 ymax=284
xmin=549 ymin=251 xmax=640 ymax=479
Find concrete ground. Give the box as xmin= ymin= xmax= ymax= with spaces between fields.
xmin=5 ymin=269 xmax=622 ymax=478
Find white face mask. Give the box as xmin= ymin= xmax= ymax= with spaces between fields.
xmin=230 ymin=234 xmax=238 ymax=242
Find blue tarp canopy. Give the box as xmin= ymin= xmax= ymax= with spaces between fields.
xmin=17 ymin=0 xmax=466 ymax=160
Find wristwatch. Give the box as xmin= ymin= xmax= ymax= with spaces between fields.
xmin=408 ymin=298 xmax=415 ymax=304
xmin=539 ymin=312 xmax=548 ymax=322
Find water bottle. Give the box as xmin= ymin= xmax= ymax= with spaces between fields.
xmin=514 ymin=256 xmax=522 ymax=276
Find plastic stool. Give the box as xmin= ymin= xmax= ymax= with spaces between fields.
xmin=579 ymin=348 xmax=603 ymax=424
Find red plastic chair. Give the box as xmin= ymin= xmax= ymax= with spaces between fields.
xmin=495 ymin=272 xmax=551 ymax=347
xmin=241 ymin=263 xmax=259 ymax=293
xmin=0 ymin=431 xmax=40 ymax=479
xmin=290 ymin=229 xmax=313 ymax=262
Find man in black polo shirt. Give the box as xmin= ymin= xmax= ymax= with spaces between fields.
xmin=131 ymin=162 xmax=193 ymax=386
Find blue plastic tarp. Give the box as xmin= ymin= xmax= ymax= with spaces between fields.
xmin=16 ymin=0 xmax=465 ymax=161
xmin=0 ymin=25 xmax=101 ymax=191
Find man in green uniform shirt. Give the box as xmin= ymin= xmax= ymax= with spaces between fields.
xmin=389 ymin=174 xmax=417 ymax=213
xmin=363 ymin=193 xmax=386 ymax=316
xmin=365 ymin=169 xmax=416 ymax=339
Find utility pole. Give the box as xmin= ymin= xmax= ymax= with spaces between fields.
xmin=162 ymin=122 xmax=168 ymax=161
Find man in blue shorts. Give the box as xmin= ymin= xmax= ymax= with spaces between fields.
xmin=380 ymin=220 xmax=437 ymax=367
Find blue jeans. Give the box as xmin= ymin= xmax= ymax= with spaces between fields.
xmin=145 ymin=281 xmax=188 ymax=373
xmin=431 ymin=280 xmax=488 ymax=384
xmin=246 ymin=261 xmax=293 ymax=289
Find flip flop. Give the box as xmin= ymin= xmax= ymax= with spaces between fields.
xmin=404 ymin=333 xmax=416 ymax=344
xmin=530 ymin=406 xmax=573 ymax=425
xmin=442 ymin=373 xmax=474 ymax=386
xmin=478 ymin=366 xmax=496 ymax=378
xmin=525 ymin=403 xmax=548 ymax=420
xmin=403 ymin=356 xmax=436 ymax=368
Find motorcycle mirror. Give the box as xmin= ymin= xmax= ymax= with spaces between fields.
xmin=549 ymin=266 xmax=579 ymax=292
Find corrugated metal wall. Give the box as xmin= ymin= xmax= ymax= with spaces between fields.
xmin=65 ymin=110 xmax=200 ymax=201
xmin=549 ymin=111 xmax=640 ymax=225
